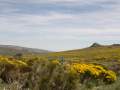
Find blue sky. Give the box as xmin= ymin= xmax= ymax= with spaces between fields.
xmin=0 ymin=0 xmax=120 ymax=51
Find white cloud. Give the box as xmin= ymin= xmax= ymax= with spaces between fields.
xmin=0 ymin=9 xmax=120 ymax=34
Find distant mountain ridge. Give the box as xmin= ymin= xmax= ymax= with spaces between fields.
xmin=0 ymin=45 xmax=51 ymax=55
xmin=90 ymin=43 xmax=120 ymax=48
xmin=56 ymin=43 xmax=120 ymax=53
xmin=0 ymin=43 xmax=120 ymax=56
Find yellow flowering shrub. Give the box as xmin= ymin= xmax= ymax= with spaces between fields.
xmin=0 ymin=56 xmax=30 ymax=83
xmin=105 ymin=70 xmax=117 ymax=81
xmin=51 ymin=60 xmax=60 ymax=65
xmin=0 ymin=56 xmax=28 ymax=68
xmin=66 ymin=63 xmax=117 ymax=83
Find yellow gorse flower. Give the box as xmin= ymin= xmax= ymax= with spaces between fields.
xmin=66 ymin=63 xmax=117 ymax=82
xmin=105 ymin=70 xmax=117 ymax=81
xmin=51 ymin=60 xmax=60 ymax=65
xmin=0 ymin=56 xmax=28 ymax=67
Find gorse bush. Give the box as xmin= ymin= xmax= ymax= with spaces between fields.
xmin=66 ymin=63 xmax=116 ymax=84
xmin=0 ymin=56 xmax=27 ymax=67
xmin=0 ymin=56 xmax=30 ymax=83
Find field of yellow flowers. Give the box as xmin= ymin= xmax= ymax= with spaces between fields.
xmin=0 ymin=55 xmax=119 ymax=90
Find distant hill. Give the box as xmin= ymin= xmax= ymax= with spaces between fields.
xmin=49 ymin=43 xmax=120 ymax=65
xmin=0 ymin=45 xmax=51 ymax=55
xmin=61 ymin=43 xmax=120 ymax=52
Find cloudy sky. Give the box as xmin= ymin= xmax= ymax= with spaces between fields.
xmin=0 ymin=0 xmax=120 ymax=51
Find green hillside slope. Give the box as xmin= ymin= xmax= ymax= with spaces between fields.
xmin=47 ymin=43 xmax=120 ymax=68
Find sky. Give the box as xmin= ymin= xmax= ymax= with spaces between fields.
xmin=0 ymin=0 xmax=120 ymax=51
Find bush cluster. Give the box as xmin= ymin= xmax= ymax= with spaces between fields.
xmin=66 ymin=63 xmax=116 ymax=84
xmin=0 ymin=56 xmax=117 ymax=90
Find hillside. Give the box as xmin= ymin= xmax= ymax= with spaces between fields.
xmin=0 ymin=45 xmax=50 ymax=55
xmin=48 ymin=43 xmax=120 ymax=67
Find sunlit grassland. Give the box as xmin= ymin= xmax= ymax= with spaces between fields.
xmin=44 ymin=46 xmax=120 ymax=67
